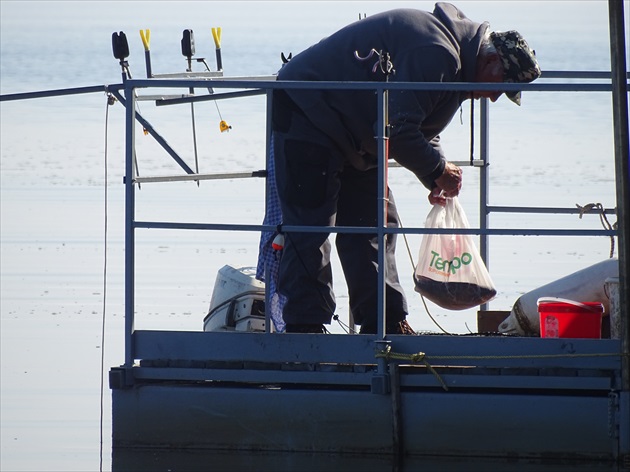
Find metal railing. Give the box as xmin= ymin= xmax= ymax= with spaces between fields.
xmin=3 ymin=74 xmax=623 ymax=373
xmin=103 ymin=73 xmax=627 ymax=373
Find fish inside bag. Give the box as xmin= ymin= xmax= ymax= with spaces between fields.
xmin=414 ymin=197 xmax=497 ymax=310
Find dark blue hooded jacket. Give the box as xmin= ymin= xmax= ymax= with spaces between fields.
xmin=276 ymin=2 xmax=488 ymax=188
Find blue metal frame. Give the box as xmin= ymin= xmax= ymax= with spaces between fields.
xmin=124 ymin=81 xmax=136 ymax=370
xmin=1 ymin=2 xmax=626 ymax=461
xmin=117 ymin=77 xmax=623 ymax=361
xmin=3 ymin=38 xmax=625 ymax=458
xmin=111 ymin=69 xmax=628 ymax=457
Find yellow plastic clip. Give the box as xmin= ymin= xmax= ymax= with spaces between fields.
xmin=211 ymin=27 xmax=222 ymax=49
xmin=139 ymin=29 xmax=151 ymax=51
xmin=219 ymin=120 xmax=231 ymax=133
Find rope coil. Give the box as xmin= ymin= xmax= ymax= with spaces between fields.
xmin=576 ymin=202 xmax=616 ymax=258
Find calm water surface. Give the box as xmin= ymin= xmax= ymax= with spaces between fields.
xmin=0 ymin=1 xmax=622 ymax=471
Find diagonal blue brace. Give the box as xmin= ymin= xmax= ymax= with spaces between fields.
xmin=109 ymin=88 xmax=195 ymax=175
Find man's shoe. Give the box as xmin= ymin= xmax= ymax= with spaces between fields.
xmin=395 ymin=320 xmax=416 ymax=335
xmin=285 ymin=323 xmax=325 ymax=333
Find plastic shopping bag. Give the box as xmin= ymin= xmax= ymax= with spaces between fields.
xmin=414 ymin=197 xmax=496 ymax=310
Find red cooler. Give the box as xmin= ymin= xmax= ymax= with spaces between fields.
xmin=538 ymin=298 xmax=604 ymax=339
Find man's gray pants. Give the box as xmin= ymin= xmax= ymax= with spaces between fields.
xmin=272 ymin=115 xmax=408 ymax=330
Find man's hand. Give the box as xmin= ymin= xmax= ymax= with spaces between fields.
xmin=428 ymin=161 xmax=462 ymax=206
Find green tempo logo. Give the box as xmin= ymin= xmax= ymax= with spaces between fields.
xmin=429 ymin=250 xmax=473 ymax=275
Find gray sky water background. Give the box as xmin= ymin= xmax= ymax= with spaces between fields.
xmin=0 ymin=1 xmax=624 ymax=470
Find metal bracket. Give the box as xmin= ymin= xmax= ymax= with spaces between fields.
xmin=372 ymin=339 xmax=392 ymax=395
xmin=109 ymin=366 xmax=134 ymax=390
xmin=371 ymin=373 xmax=390 ymax=395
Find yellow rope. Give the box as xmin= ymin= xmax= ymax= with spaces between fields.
xmin=376 ymin=345 xmax=449 ymax=391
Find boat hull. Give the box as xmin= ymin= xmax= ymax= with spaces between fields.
xmin=112 ymin=380 xmax=616 ymax=462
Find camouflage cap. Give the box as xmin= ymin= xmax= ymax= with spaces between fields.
xmin=490 ymin=30 xmax=541 ymax=105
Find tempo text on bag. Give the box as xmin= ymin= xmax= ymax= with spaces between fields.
xmin=429 ymin=250 xmax=473 ymax=276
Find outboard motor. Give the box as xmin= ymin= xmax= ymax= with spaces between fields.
xmin=203 ymin=265 xmax=266 ymax=332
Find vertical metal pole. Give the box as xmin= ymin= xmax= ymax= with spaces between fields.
xmin=190 ymin=88 xmax=200 ymax=184
xmin=607 ymin=0 xmax=629 ymax=461
xmin=479 ymin=98 xmax=490 ymax=311
xmin=144 ymin=50 xmax=152 ymax=78
xmin=607 ymin=0 xmax=629 ymax=386
xmin=376 ymin=86 xmax=387 ymax=340
xmin=124 ymin=81 xmax=136 ymax=370
xmin=390 ymin=363 xmax=403 ymax=461
xmin=264 ymin=89 xmax=273 ymax=334
xmin=372 ymin=85 xmax=391 ymax=393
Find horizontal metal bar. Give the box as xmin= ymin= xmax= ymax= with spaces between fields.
xmin=132 ymin=163 xmax=480 ymax=183
xmin=149 ymin=73 xmax=274 ymax=81
xmin=214 ymin=75 xmax=277 ymax=81
xmin=542 ymin=70 xmax=630 ymax=79
xmin=152 ymin=71 xmax=223 ymax=79
xmin=135 ymin=221 xmax=272 ymax=232
xmin=136 ymin=94 xmax=194 ymax=101
xmin=0 ymin=84 xmax=106 ymax=102
xmin=488 ymin=205 xmax=616 ymax=215
xmin=302 ymin=227 xmax=618 ymax=237
xmin=132 ymin=366 xmax=374 ymax=386
xmin=133 ymin=330 xmax=623 ymax=370
xmin=124 ymin=78 xmax=624 ymax=93
xmin=390 ymin=160 xmax=486 ymax=169
xmin=2 ymin=71 xmax=627 ymax=103
xmin=154 ymin=88 xmax=267 ymax=106
xmin=134 ymin=169 xmax=266 ymax=183
xmin=401 ymin=373 xmax=614 ymax=391
xmin=133 ymin=220 xmax=616 ymax=237
xmin=129 ymin=366 xmax=614 ymax=391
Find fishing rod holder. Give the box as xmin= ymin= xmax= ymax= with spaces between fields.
xmin=112 ymin=27 xmax=226 ymax=86
xmin=181 ymin=29 xmax=195 ymax=72
xmin=112 ymin=31 xmax=132 ymax=80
